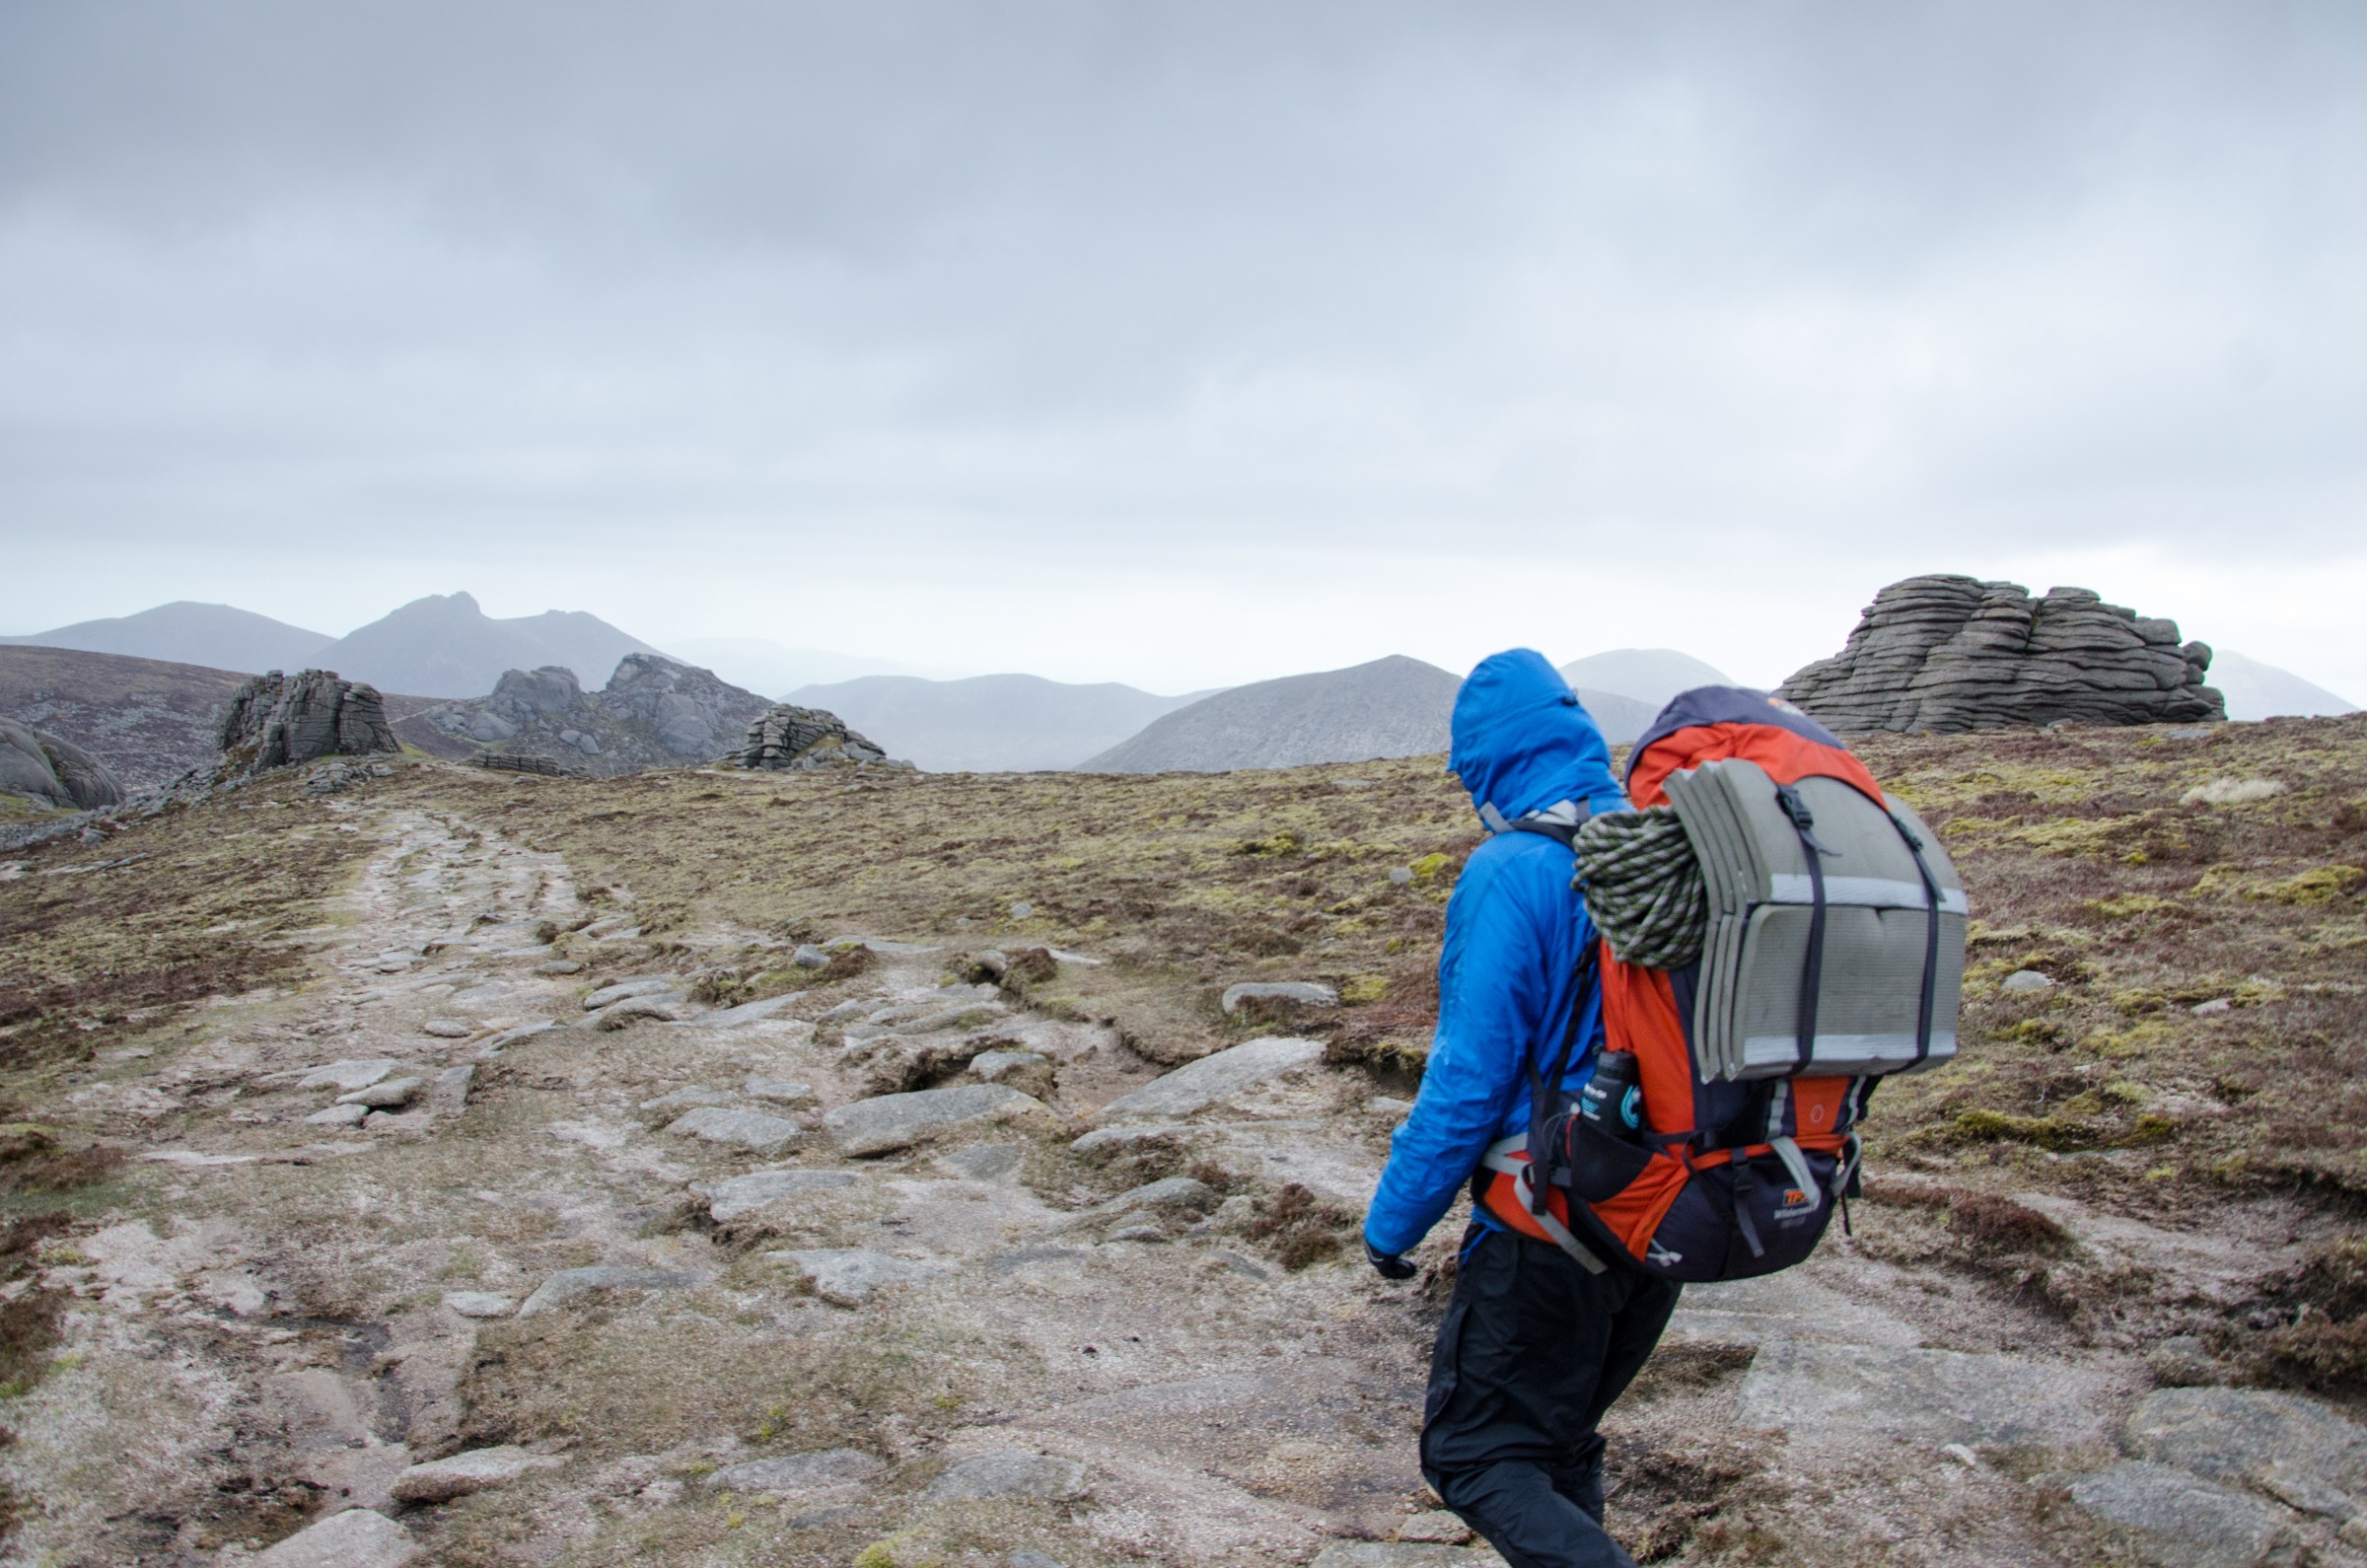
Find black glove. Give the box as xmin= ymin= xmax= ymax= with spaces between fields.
xmin=1365 ymin=1238 xmax=1417 ymax=1281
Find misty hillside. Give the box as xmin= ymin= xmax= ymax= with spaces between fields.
xmin=787 ymin=674 xmax=1201 ymax=772
xmin=1080 ymin=655 xmax=1458 ymax=773
xmin=669 ymin=638 xmax=951 ymax=698
xmin=1567 ymin=688 xmax=1660 ymax=746
xmin=313 ymin=592 xmax=668 ymax=697
xmin=2209 ymin=649 xmax=2358 ymax=721
xmin=1 ymin=602 xmax=333 ymax=675
xmin=1557 ymin=647 xmax=1737 ymax=709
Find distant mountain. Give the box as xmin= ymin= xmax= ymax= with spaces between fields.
xmin=2208 ymin=650 xmax=2358 ymax=722
xmin=1557 ymin=648 xmax=1738 ymax=711
xmin=1081 ymin=655 xmax=1459 ymax=774
xmin=787 ymin=673 xmax=1202 ymax=772
xmin=1569 ymin=688 xmax=1661 ymax=747
xmin=0 ymin=646 xmax=435 ymax=791
xmin=667 ymin=638 xmax=956 ymax=698
xmin=313 ymin=592 xmax=668 ymax=697
xmin=1 ymin=602 xmax=333 ymax=675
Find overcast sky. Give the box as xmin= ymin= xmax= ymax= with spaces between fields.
xmin=3 ymin=3 xmax=2362 ymax=694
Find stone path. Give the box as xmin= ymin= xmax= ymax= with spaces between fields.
xmin=7 ymin=791 xmax=2365 ymax=1567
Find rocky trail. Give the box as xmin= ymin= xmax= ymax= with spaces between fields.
xmin=4 ymin=767 xmax=2365 ymax=1566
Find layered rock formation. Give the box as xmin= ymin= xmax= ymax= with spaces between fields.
xmin=733 ymin=704 xmax=908 ymax=771
xmin=1778 ymin=576 xmax=2225 ymax=733
xmin=420 ymin=655 xmax=772 ymax=777
xmin=218 ymin=669 xmax=400 ymax=772
xmin=0 ymin=718 xmax=124 ymax=810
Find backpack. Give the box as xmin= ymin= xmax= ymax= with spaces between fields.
xmin=1477 ymin=686 xmax=1968 ymax=1283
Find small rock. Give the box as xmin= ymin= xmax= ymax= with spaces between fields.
xmin=337 ymin=1076 xmax=422 ymax=1109
xmin=1394 ymin=1511 xmax=1475 ymax=1544
xmin=442 ymin=1291 xmax=515 ymax=1319
xmin=295 ymin=1058 xmax=401 ymax=1091
xmin=641 ymin=1085 xmax=732 ymax=1112
xmin=536 ymin=960 xmax=584 ymax=975
xmin=1110 ymin=1225 xmax=1166 ymax=1244
xmin=1009 ymin=902 xmax=1036 ymax=920
xmin=1367 ymin=1095 xmax=1414 ymax=1119
xmin=2144 ymin=1335 xmax=2221 ymax=1388
xmin=1389 ymin=866 xmax=1415 ymax=885
xmin=925 ymin=1450 xmax=1087 ymax=1503
xmin=251 ymin=1508 xmax=419 ymax=1567
xmin=703 ymin=1448 xmax=884 ymax=1494
xmin=705 ymin=1168 xmax=858 ymax=1224
xmin=2000 ymin=969 xmax=2055 ymax=994
xmin=430 ymin=1063 xmax=475 ymax=1112
xmin=1205 ymin=1194 xmax=1257 ymax=1233
xmin=1221 ymin=980 xmax=1339 ymax=1015
xmin=2191 ymin=997 xmax=2233 ymax=1016
xmin=746 ymin=1076 xmax=816 ymax=1104
xmin=970 ymin=1048 xmax=1049 ymax=1083
xmin=477 ymin=1021 xmax=555 ymax=1054
xmin=825 ymin=1083 xmax=1050 ymax=1157
xmin=1094 ymin=1036 xmax=1326 ymax=1124
xmin=304 ymin=1103 xmax=371 ymax=1127
xmin=2068 ymin=1461 xmax=2293 ymax=1568
xmin=769 ymin=1248 xmax=951 ymax=1306
xmin=665 ymin=1106 xmax=805 ymax=1155
xmin=583 ymin=976 xmax=681 ymax=1011
xmin=792 ymin=944 xmax=831 ymax=969
xmin=1941 ymin=1443 xmax=1980 ymax=1468
xmin=391 ymin=1445 xmax=563 ymax=1504
xmin=518 ymin=1265 xmax=697 ymax=1317
xmin=595 ymin=996 xmax=684 ymax=1031
xmin=421 ymin=1019 xmax=472 ymax=1038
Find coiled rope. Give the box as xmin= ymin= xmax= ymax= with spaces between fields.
xmin=1574 ymin=806 xmax=1708 ymax=969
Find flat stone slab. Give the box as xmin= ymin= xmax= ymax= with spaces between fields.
xmin=665 ymin=1106 xmax=804 ymax=1154
xmin=1314 ymin=1546 xmax=1500 ymax=1568
xmin=478 ymin=1021 xmax=555 ymax=1053
xmin=518 ymin=1265 xmax=698 ymax=1317
xmin=825 ymin=1083 xmax=1048 ymax=1156
xmin=421 ymin=1019 xmax=473 ymax=1038
xmin=1221 ymin=980 xmax=1338 ymax=1014
xmin=641 ymin=1085 xmax=732 ymax=1112
xmin=2069 ymin=1461 xmax=2295 ymax=1568
xmin=768 ymin=1248 xmax=951 ymax=1306
xmin=294 ymin=1059 xmax=401 ymax=1091
xmin=940 ymin=1144 xmax=1024 ymax=1180
xmin=337 ymin=1076 xmax=421 ymax=1108
xmin=1093 ymin=1036 xmax=1326 ymax=1123
xmin=252 ymin=1508 xmax=419 ymax=1567
xmin=391 ymin=1445 xmax=563 ymax=1503
xmin=304 ymin=1103 xmax=371 ymax=1127
xmin=1085 ymin=1176 xmax=1217 ymax=1219
xmin=441 ymin=1291 xmax=515 ymax=1319
xmin=584 ymin=976 xmax=681 ymax=1010
xmin=704 ymin=1448 xmax=885 ymax=1494
xmin=746 ymin=1075 xmax=815 ymax=1104
xmin=707 ymin=994 xmax=801 ymax=1025
xmin=925 ymin=1449 xmax=1089 ymax=1502
xmin=2124 ymin=1388 xmax=2367 ymax=1513
xmin=703 ymin=1168 xmax=859 ymax=1224
xmin=1736 ymin=1341 xmax=2111 ymax=1450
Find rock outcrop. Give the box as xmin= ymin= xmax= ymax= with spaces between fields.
xmin=0 ymin=717 xmax=124 ymax=810
xmin=421 ymin=654 xmax=772 ymax=777
xmin=733 ymin=703 xmax=909 ymax=771
xmin=217 ymin=669 xmax=399 ymax=773
xmin=1777 ymin=576 xmax=2225 ymax=733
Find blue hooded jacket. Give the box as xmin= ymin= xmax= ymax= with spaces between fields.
xmin=1362 ymin=649 xmax=1631 ymax=1258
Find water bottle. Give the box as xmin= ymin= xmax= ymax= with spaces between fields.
xmin=1579 ymin=1050 xmax=1645 ymax=1141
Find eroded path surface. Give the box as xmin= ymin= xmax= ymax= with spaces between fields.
xmin=5 ymin=778 xmax=2364 ymax=1568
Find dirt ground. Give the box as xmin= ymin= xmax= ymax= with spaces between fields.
xmin=1 ymin=714 xmax=2362 ymax=1566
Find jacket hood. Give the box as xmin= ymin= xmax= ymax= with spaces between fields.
xmin=1450 ymin=649 xmax=1626 ymax=828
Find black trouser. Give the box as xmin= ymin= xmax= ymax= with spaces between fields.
xmin=1420 ymin=1223 xmax=1682 ymax=1568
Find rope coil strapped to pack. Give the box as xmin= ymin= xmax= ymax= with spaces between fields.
xmin=1570 ymin=807 xmax=1708 ymax=969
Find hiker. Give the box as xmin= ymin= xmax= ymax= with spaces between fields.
xmin=1363 ymin=648 xmax=1678 ymax=1568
